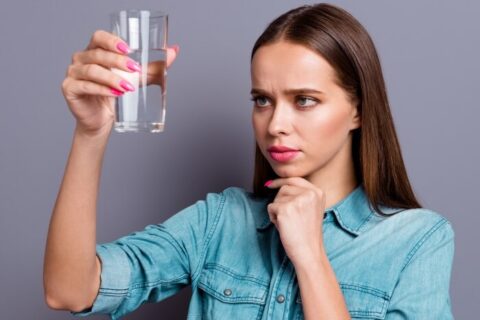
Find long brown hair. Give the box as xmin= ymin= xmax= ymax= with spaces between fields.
xmin=251 ymin=3 xmax=421 ymax=215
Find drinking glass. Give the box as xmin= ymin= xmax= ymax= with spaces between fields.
xmin=110 ymin=10 xmax=168 ymax=133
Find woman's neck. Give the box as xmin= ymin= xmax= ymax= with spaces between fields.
xmin=305 ymin=140 xmax=358 ymax=209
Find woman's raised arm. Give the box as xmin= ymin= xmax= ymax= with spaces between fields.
xmin=43 ymin=30 xmax=178 ymax=311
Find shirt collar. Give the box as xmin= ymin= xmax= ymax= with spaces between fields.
xmin=326 ymin=185 xmax=373 ymax=236
xmin=255 ymin=184 xmax=376 ymax=236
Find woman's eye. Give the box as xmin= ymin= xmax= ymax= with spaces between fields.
xmin=250 ymin=96 xmax=271 ymax=107
xmin=297 ymin=96 xmax=318 ymax=108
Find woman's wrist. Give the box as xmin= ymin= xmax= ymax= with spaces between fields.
xmin=290 ymin=243 xmax=327 ymax=270
xmin=74 ymin=124 xmax=111 ymax=146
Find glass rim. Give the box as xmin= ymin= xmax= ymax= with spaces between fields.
xmin=110 ymin=9 xmax=168 ymax=19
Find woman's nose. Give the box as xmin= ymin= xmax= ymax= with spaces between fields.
xmin=267 ymin=104 xmax=293 ymax=136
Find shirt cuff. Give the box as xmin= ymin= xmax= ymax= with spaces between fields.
xmin=71 ymin=243 xmax=131 ymax=317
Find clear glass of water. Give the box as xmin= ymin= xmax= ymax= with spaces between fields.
xmin=110 ymin=10 xmax=168 ymax=133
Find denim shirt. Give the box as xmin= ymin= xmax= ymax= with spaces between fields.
xmin=73 ymin=185 xmax=455 ymax=319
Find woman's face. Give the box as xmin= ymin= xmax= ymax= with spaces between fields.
xmin=251 ymin=40 xmax=360 ymax=184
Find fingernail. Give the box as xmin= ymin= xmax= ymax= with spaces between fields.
xmin=264 ymin=180 xmax=273 ymax=187
xmin=116 ymin=41 xmax=131 ymax=54
xmin=111 ymin=88 xmax=124 ymax=96
xmin=126 ymin=59 xmax=141 ymax=72
xmin=119 ymin=80 xmax=135 ymax=92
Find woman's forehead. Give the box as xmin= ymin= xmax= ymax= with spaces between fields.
xmin=251 ymin=41 xmax=336 ymax=91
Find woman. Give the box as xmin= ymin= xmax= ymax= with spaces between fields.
xmin=44 ymin=3 xmax=454 ymax=319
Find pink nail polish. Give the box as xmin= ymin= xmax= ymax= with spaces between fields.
xmin=119 ymin=80 xmax=135 ymax=92
xmin=116 ymin=42 xmax=131 ymax=54
xmin=264 ymin=180 xmax=273 ymax=187
xmin=126 ymin=59 xmax=141 ymax=72
xmin=111 ymin=88 xmax=124 ymax=96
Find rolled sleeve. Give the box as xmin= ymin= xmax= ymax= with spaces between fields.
xmin=71 ymin=190 xmax=225 ymax=319
xmin=71 ymin=245 xmax=131 ymax=317
xmin=386 ymin=218 xmax=455 ymax=319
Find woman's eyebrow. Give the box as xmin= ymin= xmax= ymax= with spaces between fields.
xmin=250 ymin=88 xmax=269 ymax=96
xmin=284 ymin=88 xmax=325 ymax=95
xmin=250 ymin=88 xmax=325 ymax=95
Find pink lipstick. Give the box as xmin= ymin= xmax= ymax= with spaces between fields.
xmin=267 ymin=145 xmax=300 ymax=163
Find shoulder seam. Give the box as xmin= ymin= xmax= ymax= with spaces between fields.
xmin=191 ymin=190 xmax=227 ymax=283
xmin=401 ymin=218 xmax=449 ymax=272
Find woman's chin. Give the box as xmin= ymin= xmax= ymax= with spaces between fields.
xmin=271 ymin=165 xmax=304 ymax=178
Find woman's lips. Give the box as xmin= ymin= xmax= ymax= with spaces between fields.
xmin=268 ymin=150 xmax=300 ymax=163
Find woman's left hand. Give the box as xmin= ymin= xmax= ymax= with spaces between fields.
xmin=266 ymin=177 xmax=327 ymax=266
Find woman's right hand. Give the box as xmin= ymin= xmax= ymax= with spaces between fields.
xmin=62 ymin=30 xmax=178 ymax=137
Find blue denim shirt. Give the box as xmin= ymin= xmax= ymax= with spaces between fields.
xmin=73 ymin=185 xmax=454 ymax=319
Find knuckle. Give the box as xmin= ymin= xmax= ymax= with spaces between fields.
xmin=71 ymin=52 xmax=81 ymax=64
xmin=91 ymin=30 xmax=103 ymax=42
xmin=279 ymin=186 xmax=289 ymax=195
xmin=67 ymin=65 xmax=75 ymax=77
xmin=84 ymin=64 xmax=96 ymax=78
xmin=306 ymin=189 xmax=317 ymax=200
xmin=80 ymin=81 xmax=91 ymax=92
xmin=61 ymin=78 xmax=70 ymax=92
xmin=290 ymin=177 xmax=301 ymax=184
xmin=91 ymin=48 xmax=102 ymax=61
xmin=316 ymin=188 xmax=324 ymax=198
xmin=267 ymin=203 xmax=275 ymax=211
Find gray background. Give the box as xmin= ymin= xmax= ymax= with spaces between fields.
xmin=0 ymin=0 xmax=478 ymax=319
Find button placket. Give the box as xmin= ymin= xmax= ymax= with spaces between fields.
xmin=264 ymin=255 xmax=296 ymax=319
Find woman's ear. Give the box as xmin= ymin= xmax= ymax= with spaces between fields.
xmin=350 ymin=104 xmax=361 ymax=130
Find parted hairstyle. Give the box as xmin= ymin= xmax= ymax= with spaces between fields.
xmin=251 ymin=3 xmax=421 ymax=215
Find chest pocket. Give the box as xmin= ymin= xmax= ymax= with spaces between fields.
xmin=295 ymin=282 xmax=390 ymax=320
xmin=197 ymin=263 xmax=269 ymax=320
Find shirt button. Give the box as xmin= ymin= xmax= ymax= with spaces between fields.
xmin=276 ymin=294 xmax=285 ymax=303
xmin=223 ymin=289 xmax=232 ymax=296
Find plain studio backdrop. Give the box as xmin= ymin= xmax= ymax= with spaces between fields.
xmin=0 ymin=0 xmax=478 ymax=319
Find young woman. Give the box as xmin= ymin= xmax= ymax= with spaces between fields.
xmin=44 ymin=3 xmax=454 ymax=319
